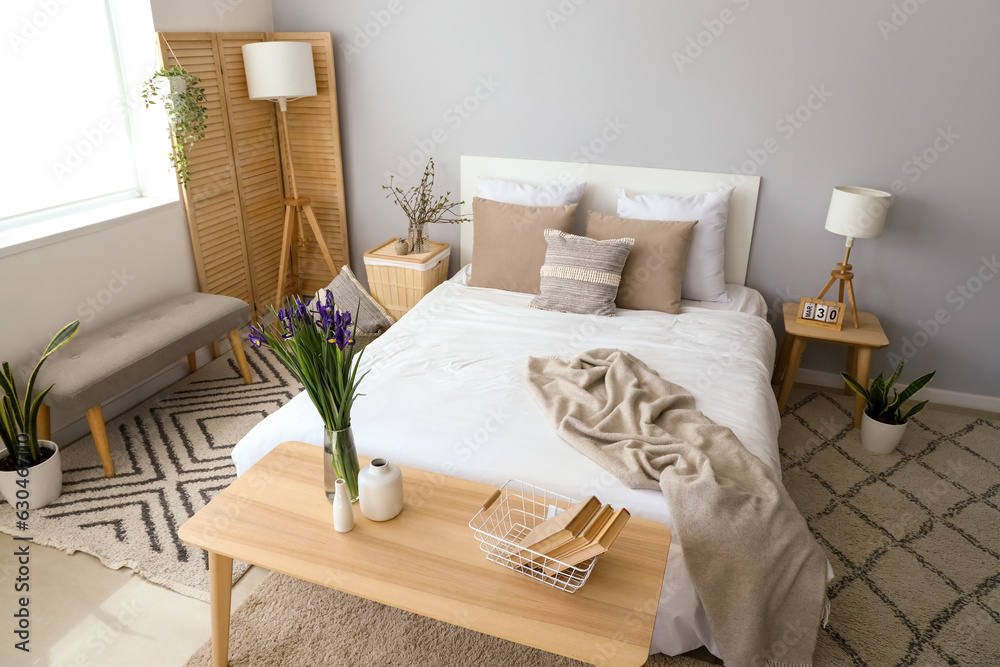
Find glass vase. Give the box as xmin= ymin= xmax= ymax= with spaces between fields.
xmin=408 ymin=222 xmax=429 ymax=254
xmin=324 ymin=426 xmax=360 ymax=503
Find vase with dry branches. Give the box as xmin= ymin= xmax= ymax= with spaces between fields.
xmin=382 ymin=158 xmax=469 ymax=254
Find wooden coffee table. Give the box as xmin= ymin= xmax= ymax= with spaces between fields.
xmin=179 ymin=441 xmax=671 ymax=667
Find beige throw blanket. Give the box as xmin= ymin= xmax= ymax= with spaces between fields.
xmin=527 ymin=349 xmax=828 ymax=667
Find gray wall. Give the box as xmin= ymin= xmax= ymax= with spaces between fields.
xmin=273 ymin=0 xmax=999 ymax=398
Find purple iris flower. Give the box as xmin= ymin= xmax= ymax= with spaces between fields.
xmin=248 ymin=326 xmax=266 ymax=348
xmin=274 ymin=305 xmax=296 ymax=339
xmin=327 ymin=308 xmax=355 ymax=350
xmin=296 ymin=298 xmax=310 ymax=322
xmin=311 ymin=290 xmax=337 ymax=332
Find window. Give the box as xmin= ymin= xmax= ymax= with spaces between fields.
xmin=1 ymin=0 xmax=165 ymax=234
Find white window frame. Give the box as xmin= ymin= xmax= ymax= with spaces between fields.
xmin=0 ymin=0 xmax=180 ymax=256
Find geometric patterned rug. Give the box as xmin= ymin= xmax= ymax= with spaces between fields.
xmin=0 ymin=343 xmax=299 ymax=601
xmin=780 ymin=387 xmax=1000 ymax=667
xmin=184 ymin=387 xmax=1000 ymax=666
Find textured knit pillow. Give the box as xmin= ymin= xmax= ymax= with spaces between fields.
xmin=529 ymin=230 xmax=634 ymax=317
xmin=315 ymin=265 xmax=395 ymax=335
xmin=586 ymin=211 xmax=697 ymax=314
xmin=469 ymin=197 xmax=578 ymax=294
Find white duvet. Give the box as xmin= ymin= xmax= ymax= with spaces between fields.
xmin=232 ymin=276 xmax=780 ymax=658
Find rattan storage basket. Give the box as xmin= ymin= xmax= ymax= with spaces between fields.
xmin=363 ymin=239 xmax=450 ymax=320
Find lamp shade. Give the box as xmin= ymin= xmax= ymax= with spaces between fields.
xmin=242 ymin=41 xmax=317 ymax=101
xmin=824 ymin=186 xmax=892 ymax=240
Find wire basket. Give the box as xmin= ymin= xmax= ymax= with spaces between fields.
xmin=468 ymin=479 xmax=599 ymax=593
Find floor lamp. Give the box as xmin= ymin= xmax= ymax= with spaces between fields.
xmin=242 ymin=41 xmax=338 ymax=306
xmin=817 ymin=186 xmax=892 ymax=328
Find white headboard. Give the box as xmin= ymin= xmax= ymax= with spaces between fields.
xmin=459 ymin=156 xmax=762 ymax=286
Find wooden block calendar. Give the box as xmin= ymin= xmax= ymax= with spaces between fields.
xmin=795 ymin=297 xmax=845 ymax=331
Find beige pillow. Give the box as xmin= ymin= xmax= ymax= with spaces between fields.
xmin=585 ymin=211 xmax=697 ymax=314
xmin=469 ymin=197 xmax=578 ymax=294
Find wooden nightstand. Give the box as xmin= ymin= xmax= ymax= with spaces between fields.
xmin=773 ymin=301 xmax=889 ymax=428
xmin=363 ymin=240 xmax=450 ymax=320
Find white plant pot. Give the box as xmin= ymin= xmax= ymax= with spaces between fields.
xmin=0 ymin=440 xmax=63 ymax=509
xmin=860 ymin=413 xmax=907 ymax=455
xmin=358 ymin=458 xmax=403 ymax=521
xmin=168 ymin=75 xmax=187 ymax=95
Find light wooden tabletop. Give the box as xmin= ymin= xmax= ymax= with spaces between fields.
xmin=179 ymin=441 xmax=671 ymax=667
xmin=782 ymin=301 xmax=889 ymax=347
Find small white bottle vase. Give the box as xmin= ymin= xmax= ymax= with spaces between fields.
xmin=358 ymin=458 xmax=404 ymax=521
xmin=333 ymin=478 xmax=355 ymax=533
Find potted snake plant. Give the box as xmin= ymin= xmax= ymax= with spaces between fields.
xmin=842 ymin=361 xmax=935 ymax=454
xmin=0 ymin=320 xmax=80 ymax=508
xmin=141 ymin=66 xmax=208 ymax=187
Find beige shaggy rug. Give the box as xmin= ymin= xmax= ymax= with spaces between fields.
xmin=0 ymin=344 xmax=299 ymax=601
xmin=184 ymin=387 xmax=1000 ymax=666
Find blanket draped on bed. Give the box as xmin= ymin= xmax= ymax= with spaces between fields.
xmin=526 ymin=349 xmax=828 ymax=667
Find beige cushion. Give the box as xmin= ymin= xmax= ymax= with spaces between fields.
xmin=586 ymin=211 xmax=697 ymax=314
xmin=529 ymin=230 xmax=634 ymax=317
xmin=469 ymin=197 xmax=577 ymax=294
xmin=316 ymin=265 xmax=394 ymax=333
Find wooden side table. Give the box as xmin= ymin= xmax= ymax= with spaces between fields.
xmin=773 ymin=302 xmax=889 ymax=428
xmin=363 ymin=239 xmax=450 ymax=320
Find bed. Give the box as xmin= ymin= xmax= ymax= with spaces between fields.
xmin=232 ymin=156 xmax=776 ymax=658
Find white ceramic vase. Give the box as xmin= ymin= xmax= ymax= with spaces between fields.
xmin=860 ymin=413 xmax=907 ymax=454
xmin=332 ymin=478 xmax=355 ymax=533
xmin=0 ymin=440 xmax=63 ymax=509
xmin=358 ymin=458 xmax=403 ymax=521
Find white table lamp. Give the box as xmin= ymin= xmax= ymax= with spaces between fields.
xmin=241 ymin=41 xmax=336 ymax=305
xmin=817 ymin=186 xmax=892 ymax=328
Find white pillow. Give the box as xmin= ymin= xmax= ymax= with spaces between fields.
xmin=477 ymin=178 xmax=586 ymax=207
xmin=616 ymin=186 xmax=735 ymax=302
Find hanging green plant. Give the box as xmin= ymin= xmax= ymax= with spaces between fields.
xmin=141 ymin=66 xmax=208 ymax=187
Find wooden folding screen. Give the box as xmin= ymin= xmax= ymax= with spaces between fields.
xmin=157 ymin=32 xmax=349 ymax=318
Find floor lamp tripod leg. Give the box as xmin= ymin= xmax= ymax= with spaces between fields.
xmin=275 ymin=204 xmax=296 ymax=306
xmin=301 ymin=203 xmax=339 ymax=277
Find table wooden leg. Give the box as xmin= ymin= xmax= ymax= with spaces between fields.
xmin=209 ymin=551 xmax=233 ymax=667
xmin=845 ymin=346 xmax=858 ymax=395
xmin=772 ymin=333 xmax=793 ymax=385
xmin=776 ymin=336 xmax=807 ymax=413
xmin=853 ymin=347 xmax=873 ymax=428
xmin=211 ymin=340 xmax=222 ymax=360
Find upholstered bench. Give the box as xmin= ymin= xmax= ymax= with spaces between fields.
xmin=36 ymin=293 xmax=253 ymax=478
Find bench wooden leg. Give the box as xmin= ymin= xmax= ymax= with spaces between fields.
xmin=37 ymin=404 xmax=51 ymax=441
xmin=227 ymin=329 xmax=253 ymax=384
xmin=187 ymin=352 xmax=198 ymax=374
xmin=85 ymin=406 xmax=116 ymax=478
xmin=210 ymin=340 xmax=222 ymax=360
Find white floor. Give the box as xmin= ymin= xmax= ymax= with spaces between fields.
xmin=0 ymin=531 xmax=270 ymax=667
